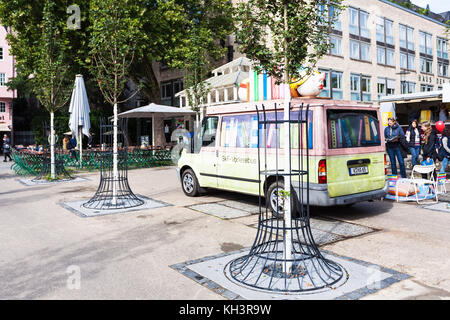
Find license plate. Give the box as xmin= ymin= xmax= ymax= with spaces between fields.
xmin=349 ymin=166 xmax=369 ymax=176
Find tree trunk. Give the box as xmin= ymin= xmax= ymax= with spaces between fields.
xmin=283 ymin=2 xmax=292 ymax=273
xmin=129 ymin=56 xmax=161 ymax=103
xmin=112 ymin=102 xmax=118 ymax=205
xmin=50 ymin=111 xmax=55 ymax=179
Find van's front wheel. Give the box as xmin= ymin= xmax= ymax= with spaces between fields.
xmin=181 ymin=169 xmax=200 ymax=197
xmin=266 ymin=181 xmax=298 ymax=219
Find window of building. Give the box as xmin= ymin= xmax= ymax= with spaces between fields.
xmin=400 ymin=52 xmax=415 ymax=71
xmin=420 ymin=57 xmax=433 ymax=74
xmin=329 ymin=35 xmax=342 ymax=56
xmin=377 ymin=47 xmax=395 ymax=66
xmin=377 ymin=78 xmax=395 ymax=99
xmin=331 ymin=71 xmax=343 ymax=100
xmin=350 ymin=40 xmax=370 ymax=61
xmin=438 ymin=61 xmax=449 ymax=77
xmin=399 ymin=24 xmax=414 ymax=51
xmin=399 ymin=25 xmax=415 ymax=71
xmin=0 ymin=47 xmax=3 ymax=60
xmin=0 ymin=73 xmax=5 ymax=86
xmin=349 ymin=7 xmax=370 ymax=38
xmin=401 ymin=81 xmax=415 ymax=94
xmin=420 ymin=84 xmax=434 ymax=92
xmin=0 ymin=101 xmax=5 ymax=113
xmin=329 ymin=5 xmax=342 ymax=31
xmin=376 ymin=17 xmax=394 ymax=45
xmin=351 ymin=74 xmax=371 ymax=101
xmin=318 ymin=2 xmax=342 ymax=31
xmin=160 ymin=79 xmax=184 ymax=106
xmin=437 ymin=37 xmax=448 ymax=59
xmin=419 ymin=31 xmax=433 ymax=55
xmin=318 ymin=69 xmax=343 ymax=100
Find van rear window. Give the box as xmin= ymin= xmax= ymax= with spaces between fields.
xmin=327 ymin=110 xmax=381 ymax=149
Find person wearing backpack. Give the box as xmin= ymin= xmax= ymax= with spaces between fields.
xmin=405 ymin=119 xmax=421 ymax=167
xmin=439 ymin=126 xmax=450 ymax=174
xmin=2 ymin=134 xmax=12 ymax=162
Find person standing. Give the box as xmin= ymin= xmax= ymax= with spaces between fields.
xmin=87 ymin=133 xmax=93 ymax=149
xmin=421 ymin=121 xmax=438 ymax=164
xmin=384 ymin=117 xmax=407 ymax=178
xmin=440 ymin=126 xmax=450 ymax=173
xmin=2 ymin=134 xmax=12 ymax=162
xmin=405 ymin=119 xmax=421 ymax=167
xmin=439 ymin=105 xmax=448 ymax=123
xmin=62 ymin=135 xmax=70 ymax=150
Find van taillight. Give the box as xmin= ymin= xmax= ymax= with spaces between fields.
xmin=318 ymin=159 xmax=327 ymax=184
xmin=384 ymin=154 xmax=387 ymax=175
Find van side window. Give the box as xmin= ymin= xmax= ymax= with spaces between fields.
xmin=221 ymin=114 xmax=258 ymax=148
xmin=200 ymin=117 xmax=218 ymax=147
xmin=327 ymin=110 xmax=381 ymax=149
xmin=220 ymin=111 xmax=313 ymax=149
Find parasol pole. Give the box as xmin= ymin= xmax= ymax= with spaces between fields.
xmin=79 ymin=125 xmax=82 ymax=168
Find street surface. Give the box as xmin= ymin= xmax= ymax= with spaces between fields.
xmin=1 ymin=160 xmax=450 ymax=299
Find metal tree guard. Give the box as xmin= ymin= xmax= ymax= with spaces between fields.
xmin=228 ymin=103 xmax=345 ymax=292
xmin=83 ymin=117 xmax=144 ymax=210
xmin=31 ymin=152 xmax=73 ymax=181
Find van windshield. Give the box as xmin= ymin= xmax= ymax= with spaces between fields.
xmin=327 ymin=110 xmax=381 ymax=149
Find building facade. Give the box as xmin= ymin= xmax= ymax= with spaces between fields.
xmin=0 ymin=26 xmax=15 ymax=141
xmin=316 ymin=0 xmax=449 ymax=103
xmin=156 ymin=0 xmax=449 ymax=107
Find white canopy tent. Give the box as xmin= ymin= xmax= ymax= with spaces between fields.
xmin=118 ymin=103 xmax=195 ymax=146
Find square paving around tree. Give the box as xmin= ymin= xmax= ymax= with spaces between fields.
xmin=171 ymin=248 xmax=410 ymax=300
xmin=18 ymin=176 xmax=88 ymax=186
xmin=60 ymin=195 xmax=171 ymax=218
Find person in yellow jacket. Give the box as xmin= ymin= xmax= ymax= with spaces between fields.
xmin=62 ymin=135 xmax=70 ymax=150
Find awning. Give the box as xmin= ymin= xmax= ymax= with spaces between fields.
xmin=0 ymin=123 xmax=11 ymax=131
xmin=378 ymin=90 xmax=443 ymax=104
xmin=118 ymin=103 xmax=195 ymax=118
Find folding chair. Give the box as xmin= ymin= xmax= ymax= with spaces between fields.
xmin=404 ymin=165 xmax=438 ymax=204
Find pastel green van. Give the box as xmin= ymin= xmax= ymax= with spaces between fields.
xmin=177 ymin=98 xmax=387 ymax=215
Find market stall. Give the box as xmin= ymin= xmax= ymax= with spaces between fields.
xmin=379 ymin=83 xmax=450 ymax=130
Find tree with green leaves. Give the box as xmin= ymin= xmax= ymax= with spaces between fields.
xmin=31 ymin=0 xmax=74 ymax=179
xmin=0 ymin=0 xmax=90 ymax=83
xmin=130 ymin=0 xmax=235 ymax=103
xmin=234 ymin=0 xmax=344 ymax=270
xmin=0 ymin=0 xmax=235 ymax=105
xmin=175 ymin=1 xmax=235 ymax=129
xmin=88 ymin=0 xmax=141 ymax=204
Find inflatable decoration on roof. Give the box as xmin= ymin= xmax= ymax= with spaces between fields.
xmin=238 ymin=67 xmax=326 ymax=102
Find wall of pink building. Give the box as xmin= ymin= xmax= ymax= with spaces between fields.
xmin=0 ymin=26 xmax=16 ymax=130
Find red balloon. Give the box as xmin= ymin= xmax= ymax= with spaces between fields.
xmin=436 ymin=121 xmax=445 ymax=133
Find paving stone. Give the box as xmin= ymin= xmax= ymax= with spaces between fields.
xmin=310 ymin=218 xmax=374 ymax=237
xmin=423 ymin=202 xmax=450 ymax=213
xmin=218 ymin=200 xmax=260 ymax=214
xmin=309 ymin=228 xmax=345 ymax=245
xmin=188 ymin=203 xmax=252 ymax=219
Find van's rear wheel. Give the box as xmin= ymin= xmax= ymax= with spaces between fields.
xmin=181 ymin=169 xmax=200 ymax=197
xmin=266 ymin=181 xmax=298 ymax=219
